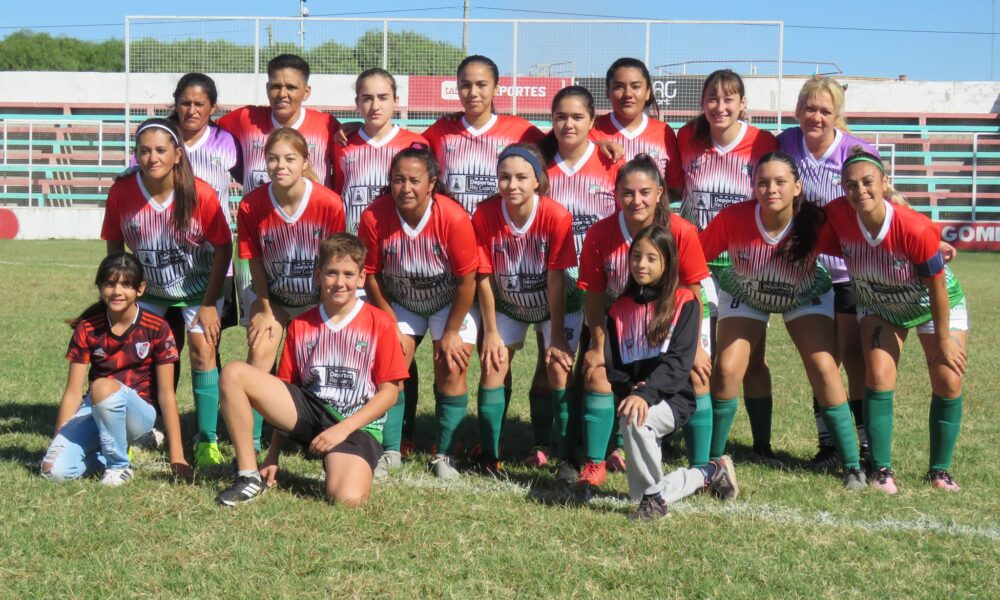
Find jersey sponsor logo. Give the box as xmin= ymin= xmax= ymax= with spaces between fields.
xmin=272 ymin=259 xmax=316 ymax=277
xmin=349 ymin=185 xmax=382 ymax=206
xmin=448 ymin=174 xmax=497 ymax=195
xmin=93 ymin=347 xmax=106 ymax=358
xmin=694 ymin=191 xmax=744 ymax=211
xmin=354 ymin=340 xmax=369 ymax=353
xmin=252 ymin=140 xmax=265 ymax=151
xmin=410 ymin=273 xmax=449 ymax=290
xmin=893 ymin=258 xmax=909 ymax=271
xmin=135 ymin=341 xmax=150 ymax=359
xmin=210 ymin=153 xmax=224 ymax=167
xmin=251 ymin=170 xmax=270 ymax=188
xmin=572 ymin=214 xmax=599 ymax=235
xmin=136 ymin=249 xmax=187 ymax=269
xmin=310 ymin=365 xmax=359 ymax=389
xmin=500 ymin=273 xmax=546 ymax=292
xmin=757 ymin=280 xmax=795 ymax=298
xmin=262 ymin=234 xmax=275 ymax=245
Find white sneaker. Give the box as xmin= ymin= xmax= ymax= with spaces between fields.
xmin=132 ymin=428 xmax=164 ymax=450
xmin=373 ymin=450 xmax=402 ymax=480
xmin=101 ymin=467 xmax=134 ymax=487
xmin=430 ymin=454 xmax=460 ymax=479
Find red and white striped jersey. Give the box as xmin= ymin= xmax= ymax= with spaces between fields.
xmin=700 ymin=200 xmax=830 ymax=313
xmin=591 ymin=113 xmax=684 ymax=189
xmin=217 ymin=105 xmax=339 ymax=191
xmin=473 ymin=195 xmax=577 ymax=323
xmin=545 ymin=141 xmax=619 ymax=259
xmin=236 ymin=179 xmax=346 ymax=307
xmin=101 ymin=174 xmax=231 ymax=305
xmin=676 ymin=121 xmax=778 ymax=231
xmin=359 ymin=193 xmax=478 ymax=316
xmin=578 ymin=211 xmax=709 ymax=303
xmin=608 ymin=287 xmax=696 ymax=365
xmin=332 ymin=125 xmax=429 ymax=234
xmin=423 ymin=114 xmax=545 ymax=215
xmin=277 ymin=301 xmax=409 ymax=441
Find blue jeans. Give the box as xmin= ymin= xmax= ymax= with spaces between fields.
xmin=41 ymin=385 xmax=156 ymax=480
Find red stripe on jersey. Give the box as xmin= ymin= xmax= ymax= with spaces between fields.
xmin=591 ymin=113 xmax=684 ymax=189
xmin=101 ymin=175 xmax=230 ymax=303
xmin=609 ymin=287 xmax=695 ymax=364
xmin=473 ymin=195 xmax=576 ymax=323
xmin=578 ymin=211 xmax=709 ymax=302
xmin=332 ymin=126 xmax=429 ymax=234
xmin=546 ymin=143 xmax=619 ymax=258
xmin=236 ymin=180 xmax=345 ymax=307
xmin=277 ymin=302 xmax=409 ymax=429
xmin=66 ymin=307 xmax=179 ymax=403
xmin=217 ymin=106 xmax=339 ymax=190
xmin=423 ymin=115 xmax=545 ymax=215
xmin=676 ymin=122 xmax=778 ymax=231
xmin=359 ymin=193 xmax=478 ymax=316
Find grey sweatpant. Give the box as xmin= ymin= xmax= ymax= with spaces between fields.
xmin=621 ymin=401 xmax=705 ymax=502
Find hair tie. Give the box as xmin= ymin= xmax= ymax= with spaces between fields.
xmin=135 ymin=122 xmax=180 ymax=146
xmin=498 ymin=146 xmax=543 ymax=180
xmin=842 ymin=153 xmax=885 ymax=176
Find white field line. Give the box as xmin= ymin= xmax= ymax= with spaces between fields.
xmin=0 ymin=260 xmax=91 ymax=268
xmin=385 ymin=472 xmax=1000 ymax=541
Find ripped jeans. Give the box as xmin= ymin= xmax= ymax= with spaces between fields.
xmin=40 ymin=385 xmax=156 ymax=480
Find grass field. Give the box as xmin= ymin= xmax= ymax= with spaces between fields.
xmin=1 ymin=239 xmax=998 ymax=598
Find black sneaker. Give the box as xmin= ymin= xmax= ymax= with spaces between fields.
xmin=706 ymin=455 xmax=739 ymax=500
xmin=215 ymin=475 xmax=265 ymax=506
xmin=751 ymin=444 xmax=786 ymax=469
xmin=806 ymin=445 xmax=840 ymax=472
xmin=629 ymin=494 xmax=669 ymax=521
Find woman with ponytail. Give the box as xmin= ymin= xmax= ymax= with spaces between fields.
xmin=700 ymin=151 xmax=866 ymax=490
xmin=101 ymin=117 xmax=233 ymax=469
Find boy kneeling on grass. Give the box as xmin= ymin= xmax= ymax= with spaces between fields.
xmin=215 ymin=233 xmax=409 ymax=506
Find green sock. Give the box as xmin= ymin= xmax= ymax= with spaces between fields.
xmin=192 ymin=369 xmax=220 ymax=443
xmin=436 ymin=392 xmax=468 ymax=456
xmin=710 ymin=396 xmax=738 ymax=460
xmin=864 ymin=388 xmax=895 ymax=470
xmin=478 ymin=386 xmax=506 ymax=460
xmin=529 ymin=389 xmax=554 ymax=447
xmin=561 ymin=385 xmax=582 ymax=461
xmin=552 ymin=388 xmax=569 ymax=457
xmin=583 ymin=392 xmax=615 ymax=462
xmin=929 ymin=394 xmax=963 ymax=471
xmin=821 ymin=402 xmax=861 ymax=471
xmin=744 ymin=395 xmax=773 ymax=448
xmin=252 ymin=410 xmax=264 ymax=452
xmin=684 ymin=392 xmax=713 ymax=467
xmin=381 ymin=391 xmax=406 ymax=452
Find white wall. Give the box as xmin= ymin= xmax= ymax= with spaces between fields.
xmin=11 ymin=207 xmax=104 ymax=240
xmin=1 ymin=71 xmax=999 ymax=114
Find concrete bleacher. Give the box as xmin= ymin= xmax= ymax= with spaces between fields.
xmin=2 ymin=103 xmax=999 ymax=225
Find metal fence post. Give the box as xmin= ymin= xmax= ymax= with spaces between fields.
xmin=28 ymin=123 xmax=34 ymax=207
xmin=254 ymin=19 xmax=261 ymax=104
xmin=98 ymin=122 xmax=104 ymax=167
xmin=972 ymin=132 xmax=979 ymax=222
xmin=383 ymin=20 xmax=389 ymax=70
xmin=776 ymin=22 xmax=784 ymax=132
xmin=644 ymin=22 xmax=650 ymax=68
xmin=511 ymin=22 xmax=518 ymax=115
xmin=124 ymin=17 xmax=131 ymax=168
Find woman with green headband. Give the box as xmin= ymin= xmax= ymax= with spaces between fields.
xmin=820 ymin=148 xmax=968 ymax=494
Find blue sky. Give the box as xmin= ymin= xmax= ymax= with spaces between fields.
xmin=2 ymin=1 xmax=997 ymax=81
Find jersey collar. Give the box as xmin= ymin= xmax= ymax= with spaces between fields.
xmin=754 ymin=204 xmax=793 ymax=245
xmin=397 ymin=196 xmax=435 ymax=238
xmin=617 ymin=211 xmax=633 ymax=244
xmin=554 ymin=142 xmax=596 ymax=176
xmin=610 ymin=112 xmax=648 ymax=140
xmin=502 ymin=194 xmax=539 ymax=236
xmin=857 ymin=199 xmax=894 ymax=246
xmin=800 ymin=128 xmax=843 ymax=165
xmin=462 ymin=114 xmax=498 ymax=137
xmin=713 ymin=121 xmax=747 ymax=155
xmin=136 ymin=173 xmax=174 ymax=212
xmin=269 ymin=179 xmax=314 ymax=224
xmin=106 ymin=304 xmax=142 ymax=341
xmin=271 ymin=108 xmax=307 ymax=131
xmin=359 ymin=124 xmax=401 ymax=148
xmin=185 ymin=126 xmax=212 ymax=153
xmin=320 ymin=297 xmax=364 ymax=332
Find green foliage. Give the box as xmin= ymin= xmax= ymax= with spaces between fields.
xmin=1 ymin=29 xmax=462 ymax=74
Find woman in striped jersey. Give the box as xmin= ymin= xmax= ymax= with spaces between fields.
xmin=701 ymin=152 xmax=866 ymax=490
xmin=473 ymin=144 xmax=579 ymax=474
xmin=592 ymin=58 xmax=685 ymax=200
xmin=101 ymin=118 xmax=233 ymax=469
xmin=777 ymin=77 xmax=877 ymax=470
xmin=236 ymin=128 xmax=345 ymax=382
xmin=359 ymin=146 xmax=479 ymax=479
xmin=678 ymin=69 xmax=780 ymax=464
xmin=576 ymin=156 xmax=710 ymax=489
xmin=821 ymin=149 xmax=967 ymax=494
xmin=423 ymin=55 xmax=546 ymax=217
xmin=517 ymin=86 xmax=620 ymax=469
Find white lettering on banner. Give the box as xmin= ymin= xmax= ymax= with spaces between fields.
xmin=441 ymin=80 xmax=459 ymax=100
xmin=940 ymin=224 xmax=1000 ymax=243
xmin=652 ymin=80 xmax=678 ymax=105
xmin=494 ymin=86 xmax=547 ymax=98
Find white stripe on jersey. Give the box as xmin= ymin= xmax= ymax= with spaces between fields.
xmin=550 ymin=143 xmax=617 ymax=258
xmin=380 ymin=201 xmax=459 ymax=316
xmin=260 ymin=180 xmax=323 ymax=306
xmin=441 ymin=115 xmax=502 ymax=215
xmin=342 ymin=126 xmax=401 ymax=234
xmin=492 ymin=197 xmax=551 ymax=323
xmin=680 ymin=122 xmax=755 ymax=231
xmin=599 ymin=212 xmax=633 ymax=303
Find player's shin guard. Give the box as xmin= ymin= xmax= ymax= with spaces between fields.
xmin=820 ymin=402 xmax=861 ymax=470
xmin=744 ymin=395 xmax=773 ymax=448
xmin=381 ymin=391 xmax=406 ymax=452
xmin=552 ymin=388 xmax=569 ymax=457
xmin=684 ymin=392 xmax=713 ymax=467
xmin=436 ymin=392 xmax=468 ymax=456
xmin=529 ymin=389 xmax=554 ymax=447
xmin=864 ymin=388 xmax=895 ymax=470
xmin=192 ymin=369 xmax=220 ymax=443
xmin=477 ymin=386 xmax=506 ymax=460
xmin=929 ymin=394 xmax=963 ymax=472
xmin=710 ymin=396 xmax=738 ymax=460
xmin=583 ymin=392 xmax=615 ymax=462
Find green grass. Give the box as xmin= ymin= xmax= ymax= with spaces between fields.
xmin=1 ymin=240 xmax=998 ymax=598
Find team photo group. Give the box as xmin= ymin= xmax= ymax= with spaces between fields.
xmin=40 ymin=50 xmax=969 ymax=521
